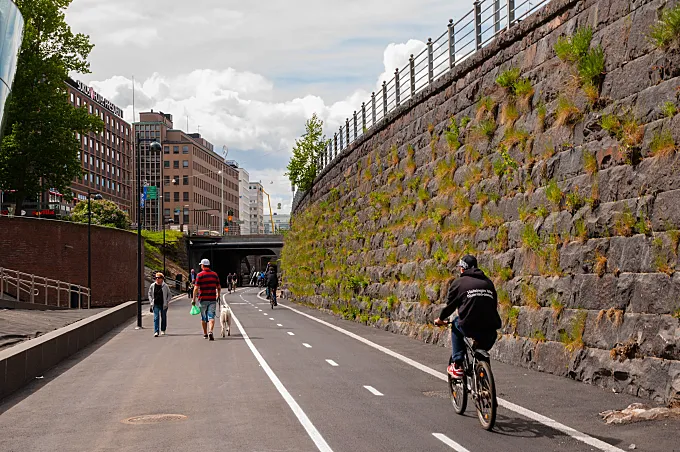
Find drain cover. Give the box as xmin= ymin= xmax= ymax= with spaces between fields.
xmin=122 ymin=414 xmax=187 ymax=424
xmin=422 ymin=390 xmax=450 ymax=399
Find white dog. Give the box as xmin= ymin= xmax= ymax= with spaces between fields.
xmin=219 ymin=300 xmax=232 ymax=337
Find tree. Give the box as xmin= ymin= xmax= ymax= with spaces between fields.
xmin=71 ymin=199 xmax=130 ymax=230
xmin=0 ymin=0 xmax=103 ymax=213
xmin=286 ymin=114 xmax=328 ymax=193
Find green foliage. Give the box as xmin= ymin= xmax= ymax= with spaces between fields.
xmin=508 ymin=306 xmax=520 ymax=330
xmin=514 ymin=78 xmax=534 ymax=98
xmin=445 ymin=117 xmax=462 ymax=151
xmin=554 ymin=26 xmax=605 ymax=92
xmin=613 ymin=207 xmax=637 ymax=237
xmin=477 ymin=96 xmax=496 ymax=120
xmin=0 ymin=0 xmax=103 ymax=211
xmin=661 ymin=101 xmax=678 ymax=118
xmin=386 ymin=295 xmax=399 ymax=310
xmin=555 ymin=27 xmax=593 ymax=63
xmin=496 ymin=68 xmax=521 ymax=91
xmin=522 ymin=282 xmax=540 ymax=310
xmin=531 ymin=330 xmax=547 ymax=342
xmin=555 ymin=96 xmax=581 ymax=127
xmin=286 ymin=113 xmax=328 ymax=192
xmin=673 ymin=307 xmax=680 ymax=319
xmin=546 ymin=179 xmax=563 ymax=209
xmin=563 ymin=309 xmax=588 ymax=352
xmin=583 ymin=150 xmax=598 ymax=175
xmin=71 ymin=199 xmax=130 ymax=229
xmin=493 ymin=145 xmax=520 ymax=179
xmin=433 ymin=247 xmax=447 ymax=264
xmin=649 ymin=3 xmax=680 ymax=48
xmin=498 ymin=266 xmax=514 ymax=282
xmin=460 ymin=116 xmax=472 ymax=128
xmin=577 ymin=45 xmax=605 ymax=88
xmin=600 ymin=114 xmax=621 ymax=135
xmin=521 ymin=224 xmax=542 ymax=251
xmin=550 ymin=294 xmax=564 ymax=320
xmin=417 ymin=187 xmax=430 ymax=202
xmin=650 ymin=130 xmax=676 ymax=157
xmin=478 ymin=119 xmax=497 ymax=138
xmin=535 ymin=204 xmax=549 ymax=219
xmin=565 ymin=188 xmax=585 ymax=214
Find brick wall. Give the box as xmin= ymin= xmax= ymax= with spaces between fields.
xmin=0 ymin=217 xmax=141 ymax=307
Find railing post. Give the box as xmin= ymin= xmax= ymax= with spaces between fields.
xmin=474 ymin=0 xmax=482 ymax=50
xmin=345 ymin=119 xmax=350 ymax=145
xmin=394 ymin=68 xmax=401 ymax=106
xmin=87 ymin=288 xmax=90 ymax=310
xmin=361 ymin=102 xmax=366 ymax=132
xmin=57 ymin=282 xmax=60 ymax=308
xmin=353 ymin=111 xmax=358 ymax=139
xmin=427 ymin=38 xmax=434 ymax=84
xmin=371 ymin=92 xmax=376 ymax=125
xmin=382 ymin=81 xmax=388 ymax=117
xmin=494 ymin=0 xmax=501 ymax=33
xmin=409 ymin=54 xmax=416 ymax=98
xmin=17 ymin=272 xmax=20 ymax=302
xmin=334 ymin=133 xmax=338 ymax=158
xmin=339 ymin=127 xmax=343 ymax=150
xmin=508 ymin=0 xmax=516 ymax=28
xmin=30 ymin=274 xmax=35 ymax=304
xmin=448 ymin=19 xmax=456 ymax=68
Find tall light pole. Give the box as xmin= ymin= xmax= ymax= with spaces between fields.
xmin=219 ymin=170 xmax=224 ymax=236
xmin=136 ymin=134 xmax=161 ymax=329
xmin=87 ymin=190 xmax=103 ymax=303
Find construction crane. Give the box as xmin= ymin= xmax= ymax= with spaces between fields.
xmin=262 ymin=188 xmax=275 ymax=234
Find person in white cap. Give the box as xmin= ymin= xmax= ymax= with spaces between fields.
xmin=192 ymin=258 xmax=221 ymax=340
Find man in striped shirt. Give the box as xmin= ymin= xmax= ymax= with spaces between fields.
xmin=193 ymin=258 xmax=221 ymax=341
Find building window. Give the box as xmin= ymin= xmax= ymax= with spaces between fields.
xmin=182 ymin=160 xmax=189 ymax=168
xmin=183 ymin=208 xmax=189 ymax=224
xmin=70 ymin=93 xmax=75 ymax=103
xmin=173 ymin=161 xmax=179 ymax=169
xmin=183 ymin=175 xmax=189 ymax=185
xmin=164 ymin=176 xmax=170 ymax=186
xmin=164 ymin=146 xmax=169 ymax=154
xmin=182 ymin=145 xmax=189 ymax=154
xmin=164 ymin=192 xmax=170 ymax=202
xmin=173 ymin=146 xmax=179 ymax=154
xmin=164 ymin=161 xmax=170 ymax=168
xmin=174 ymin=192 xmax=179 ymax=202
xmin=183 ymin=192 xmax=189 ymax=201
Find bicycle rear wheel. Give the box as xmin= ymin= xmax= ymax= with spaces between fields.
xmin=475 ymin=360 xmax=497 ymax=430
xmin=448 ymin=357 xmax=467 ymax=414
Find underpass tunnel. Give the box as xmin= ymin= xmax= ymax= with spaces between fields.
xmin=196 ymin=248 xmax=279 ymax=287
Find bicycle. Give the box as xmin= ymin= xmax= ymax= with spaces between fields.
xmin=270 ymin=288 xmax=277 ymax=309
xmin=443 ymin=322 xmax=497 ymax=431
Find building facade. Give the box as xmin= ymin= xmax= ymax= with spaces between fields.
xmin=237 ymin=167 xmax=251 ymax=235
xmin=264 ymin=213 xmax=290 ymax=234
xmin=0 ymin=0 xmax=23 ymax=136
xmin=134 ymin=111 xmax=239 ymax=235
xmin=248 ymin=182 xmax=264 ymax=234
xmin=66 ymin=78 xmax=134 ymax=217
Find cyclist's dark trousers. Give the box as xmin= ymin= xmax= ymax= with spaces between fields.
xmin=451 ymin=317 xmax=496 ymax=363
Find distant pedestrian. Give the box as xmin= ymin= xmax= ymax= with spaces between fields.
xmin=148 ymin=272 xmax=171 ymax=337
xmin=193 ymin=259 xmax=221 ymax=341
xmin=190 ymin=268 xmax=196 ymax=283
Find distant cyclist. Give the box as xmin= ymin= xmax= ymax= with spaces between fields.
xmin=434 ymin=255 xmax=502 ymax=378
xmin=267 ymin=265 xmax=278 ymax=306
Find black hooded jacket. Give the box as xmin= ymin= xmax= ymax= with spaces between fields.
xmin=438 ymin=268 xmax=502 ymax=338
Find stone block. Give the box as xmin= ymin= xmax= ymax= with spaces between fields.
xmin=652 ymin=189 xmax=680 ymax=231
xmin=607 ymin=235 xmax=654 ymax=274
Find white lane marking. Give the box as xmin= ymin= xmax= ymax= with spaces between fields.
xmin=259 ymin=309 xmax=263 ymax=312
xmin=287 ymin=332 xmax=295 ymax=336
xmin=275 ymin=301 xmax=627 ymax=452
xmin=269 ymin=318 xmax=275 ymax=320
xmin=303 ymin=343 xmax=312 ymax=348
xmin=226 ymin=296 xmax=333 ymax=452
xmin=364 ymin=386 xmax=383 ymax=396
xmin=264 ymin=313 xmax=268 ymax=316
xmin=277 ymin=324 xmax=283 ymax=327
xmin=325 ymin=359 xmax=338 ymax=367
xmin=432 ymin=434 xmax=471 ymax=452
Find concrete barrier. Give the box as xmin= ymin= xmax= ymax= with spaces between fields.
xmin=0 ymin=301 xmax=136 ymax=400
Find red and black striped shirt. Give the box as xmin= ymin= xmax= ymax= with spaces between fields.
xmin=195 ymin=270 xmax=220 ymax=302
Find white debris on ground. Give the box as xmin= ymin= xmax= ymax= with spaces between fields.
xmin=600 ymin=403 xmax=680 ymax=424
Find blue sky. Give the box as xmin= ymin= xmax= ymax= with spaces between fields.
xmin=66 ymin=0 xmax=474 ymax=212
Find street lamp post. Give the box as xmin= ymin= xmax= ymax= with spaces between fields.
xmin=136 ymin=134 xmax=162 ymax=329
xmin=219 ymin=170 xmax=224 ymax=236
xmin=87 ymin=190 xmax=103 ymax=302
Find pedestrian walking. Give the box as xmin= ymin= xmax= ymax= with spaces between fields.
xmin=193 ymin=259 xmax=221 ymax=341
xmin=148 ymin=272 xmax=172 ymax=337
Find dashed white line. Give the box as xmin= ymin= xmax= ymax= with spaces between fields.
xmin=432 ymin=434 xmax=471 ymax=452
xmin=275 ymin=301 xmax=627 ymax=452
xmin=227 ymin=296 xmax=333 ymax=452
xmin=303 ymin=343 xmax=312 ymax=348
xmin=269 ymin=318 xmax=275 ymax=320
xmin=363 ymin=386 xmax=383 ymax=396
xmin=277 ymin=324 xmax=283 ymax=327
xmin=325 ymin=359 xmax=338 ymax=367
xmin=287 ymin=332 xmax=295 ymax=336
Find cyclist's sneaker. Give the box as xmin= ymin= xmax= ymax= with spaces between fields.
xmin=447 ymin=363 xmax=464 ymax=379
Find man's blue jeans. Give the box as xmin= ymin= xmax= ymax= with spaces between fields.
xmin=153 ymin=305 xmax=168 ymax=333
xmin=451 ymin=317 xmax=497 ymax=363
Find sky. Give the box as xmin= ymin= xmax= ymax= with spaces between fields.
xmin=66 ymin=0 xmax=474 ymax=214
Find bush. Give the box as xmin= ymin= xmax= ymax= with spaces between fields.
xmin=546 ymin=179 xmax=563 ymax=209
xmin=650 ymin=130 xmax=676 ymax=157
xmin=496 ymin=68 xmax=522 ymax=90
xmin=555 ymin=27 xmax=593 ymax=63
xmin=649 ymin=4 xmax=680 ymax=48
xmin=661 ymin=101 xmax=678 ymax=118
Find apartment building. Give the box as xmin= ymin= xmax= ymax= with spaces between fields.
xmin=237 ymin=167 xmax=251 ymax=235
xmin=248 ymin=182 xmax=264 ymax=234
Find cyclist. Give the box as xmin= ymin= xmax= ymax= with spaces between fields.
xmin=267 ymin=265 xmax=278 ymax=306
xmin=434 ymin=255 xmax=502 ymax=379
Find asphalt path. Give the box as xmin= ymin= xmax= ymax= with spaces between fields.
xmin=1 ymin=288 xmax=677 ymax=451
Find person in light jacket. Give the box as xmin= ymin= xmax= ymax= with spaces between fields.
xmin=148 ymin=272 xmax=172 ymax=337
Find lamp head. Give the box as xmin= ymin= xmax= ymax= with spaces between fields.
xmin=149 ymin=141 xmax=162 ymax=152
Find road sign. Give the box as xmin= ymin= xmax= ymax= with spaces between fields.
xmin=140 ymin=192 xmax=146 ymax=208
xmin=147 ymin=186 xmax=157 ymax=200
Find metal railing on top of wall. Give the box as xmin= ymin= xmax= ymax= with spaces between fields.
xmin=292 ymin=0 xmax=552 ymax=213
xmin=0 ymin=267 xmax=91 ymax=309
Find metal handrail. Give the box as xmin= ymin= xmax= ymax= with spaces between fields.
xmin=0 ymin=267 xmax=91 ymax=309
xmin=303 ymin=0 xmax=552 ymax=197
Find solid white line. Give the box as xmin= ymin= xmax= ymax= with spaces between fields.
xmin=364 ymin=385 xmax=383 ymax=396
xmin=326 ymin=359 xmax=338 ymax=367
xmin=277 ymin=324 xmax=283 ymax=327
xmin=276 ymin=301 xmax=626 ymax=452
xmin=432 ymin=433 xmax=471 ymax=452
xmin=287 ymin=332 xmax=295 ymax=336
xmin=303 ymin=343 xmax=312 ymax=348
xmin=227 ymin=298 xmax=333 ymax=452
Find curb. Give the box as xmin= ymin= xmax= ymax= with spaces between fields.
xmin=0 ymin=300 xmax=137 ymax=401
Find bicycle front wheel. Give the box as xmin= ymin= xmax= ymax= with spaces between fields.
xmin=475 ymin=360 xmax=497 ymax=430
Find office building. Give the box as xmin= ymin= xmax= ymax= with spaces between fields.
xmin=248 ymin=182 xmax=264 ymax=234
xmin=238 ymin=167 xmax=251 ymax=235
xmin=0 ymin=0 xmax=23 ymax=136
xmin=264 ymin=213 xmax=290 ymax=234
xmin=134 ymin=111 xmax=240 ymax=234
